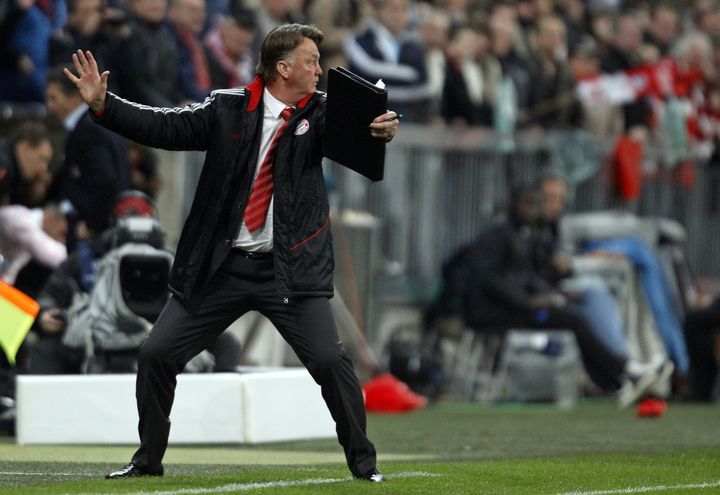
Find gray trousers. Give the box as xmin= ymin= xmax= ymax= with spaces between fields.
xmin=130 ymin=250 xmax=377 ymax=477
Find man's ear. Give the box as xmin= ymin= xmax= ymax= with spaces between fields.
xmin=276 ymin=60 xmax=291 ymax=80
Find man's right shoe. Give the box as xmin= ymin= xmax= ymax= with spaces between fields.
xmin=105 ymin=462 xmax=164 ymax=479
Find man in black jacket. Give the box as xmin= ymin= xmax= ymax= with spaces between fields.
xmin=433 ymin=187 xmax=629 ymax=393
xmin=45 ymin=66 xmax=130 ymax=236
xmin=64 ymin=23 xmax=397 ymax=482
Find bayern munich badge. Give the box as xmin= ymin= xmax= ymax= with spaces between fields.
xmin=295 ymin=119 xmax=310 ymax=135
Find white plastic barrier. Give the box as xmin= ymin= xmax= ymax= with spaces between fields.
xmin=16 ymin=369 xmax=335 ymax=445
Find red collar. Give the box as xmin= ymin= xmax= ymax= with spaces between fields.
xmin=245 ymin=76 xmax=315 ymax=112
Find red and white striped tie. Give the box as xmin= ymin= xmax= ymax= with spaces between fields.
xmin=243 ymin=107 xmax=293 ymax=232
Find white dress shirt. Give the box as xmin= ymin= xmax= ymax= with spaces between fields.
xmin=233 ymin=88 xmax=292 ymax=252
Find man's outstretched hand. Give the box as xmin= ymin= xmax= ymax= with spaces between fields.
xmin=64 ymin=50 xmax=109 ymax=115
xmin=370 ymin=111 xmax=400 ymax=141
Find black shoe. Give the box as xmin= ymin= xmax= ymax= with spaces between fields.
xmin=105 ymin=462 xmax=164 ymax=479
xmin=356 ymin=469 xmax=386 ymax=482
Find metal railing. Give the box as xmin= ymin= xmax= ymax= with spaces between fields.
xmin=325 ymin=125 xmax=720 ymax=301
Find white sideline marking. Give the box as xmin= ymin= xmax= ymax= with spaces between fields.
xmin=82 ymin=471 xmax=440 ymax=495
xmin=554 ymin=480 xmax=720 ymax=495
xmin=0 ymin=472 xmax=79 ymax=476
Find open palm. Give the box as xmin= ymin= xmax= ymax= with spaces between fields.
xmin=64 ymin=50 xmax=109 ymax=113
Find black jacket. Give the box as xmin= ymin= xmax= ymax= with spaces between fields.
xmin=93 ymin=77 xmax=333 ymax=302
xmin=114 ymin=17 xmax=182 ymax=107
xmin=48 ymin=111 xmax=130 ymax=232
xmin=436 ymin=219 xmax=552 ymax=328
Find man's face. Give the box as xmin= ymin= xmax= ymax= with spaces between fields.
xmin=284 ymin=37 xmax=322 ymax=97
xmin=262 ymin=0 xmax=288 ymax=19
xmin=377 ymin=0 xmax=409 ymax=37
xmin=132 ymin=0 xmax=167 ymax=24
xmin=221 ymin=20 xmax=254 ymax=57
xmin=15 ymin=139 xmax=52 ymax=181
xmin=45 ymin=82 xmax=82 ymax=121
xmin=68 ymin=0 xmax=103 ymax=34
xmin=515 ymin=192 xmax=542 ymax=226
xmin=536 ymin=18 xmax=565 ymax=56
xmin=170 ymin=0 xmax=205 ymax=34
xmin=540 ymin=179 xmax=567 ymax=222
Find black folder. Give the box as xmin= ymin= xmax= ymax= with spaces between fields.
xmin=324 ymin=67 xmax=388 ymax=181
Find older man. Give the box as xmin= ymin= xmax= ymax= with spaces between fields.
xmin=65 ymin=23 xmax=397 ymax=481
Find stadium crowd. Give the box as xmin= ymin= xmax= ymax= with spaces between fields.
xmin=1 ymin=0 xmax=720 ymax=424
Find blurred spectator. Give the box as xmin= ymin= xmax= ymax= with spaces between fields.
xmin=643 ymin=3 xmax=680 ymax=57
xmin=535 ymin=172 xmax=632 ymax=370
xmin=114 ymin=0 xmax=182 ymax=106
xmin=488 ymin=7 xmax=532 ymax=122
xmin=0 ymin=0 xmax=67 ymax=102
xmin=418 ymin=8 xmax=449 ymax=122
xmin=524 ymin=14 xmax=580 ymax=128
xmin=694 ymin=0 xmax=720 ymax=40
xmin=169 ymin=0 xmax=212 ymax=102
xmin=583 ymin=235 xmax=689 ymax=380
xmin=588 ymin=8 xmax=614 ymax=60
xmin=255 ymin=0 xmax=295 ymax=39
xmin=441 ymin=23 xmax=500 ymax=127
xmin=0 ymin=203 xmax=67 ymax=286
xmin=126 ymin=141 xmax=160 ymax=198
xmin=48 ymin=0 xmax=127 ymax=81
xmin=0 ymin=122 xmax=53 ymax=206
xmin=250 ymin=0 xmax=303 ymax=63
xmin=570 ymin=35 xmax=623 ymax=136
xmin=305 ymin=0 xmax=368 ymax=90
xmin=44 ymin=66 xmax=130 ymax=237
xmin=429 ymin=185 xmax=665 ymax=400
xmin=345 ymin=0 xmax=432 ymax=123
xmin=672 ymin=32 xmax=713 ymax=97
xmin=601 ymin=13 xmax=652 ymax=131
xmin=513 ymin=0 xmax=537 ymax=59
xmin=556 ymin=0 xmax=585 ymax=54
xmin=683 ymin=296 xmax=720 ymax=402
xmin=204 ymin=4 xmax=256 ymax=89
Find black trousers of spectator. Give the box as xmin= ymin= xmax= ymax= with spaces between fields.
xmin=474 ymin=305 xmax=627 ymax=391
xmin=532 ymin=307 xmax=627 ymax=391
xmin=684 ymin=298 xmax=720 ymax=401
xmin=130 ymin=250 xmax=377 ymax=477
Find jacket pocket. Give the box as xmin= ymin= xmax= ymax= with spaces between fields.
xmin=288 ymin=217 xmax=330 ymax=252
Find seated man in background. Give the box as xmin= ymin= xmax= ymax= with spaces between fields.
xmin=45 ymin=65 xmax=131 ymax=243
xmin=534 ymin=171 xmax=674 ymax=404
xmin=431 ymin=185 xmax=666 ymax=405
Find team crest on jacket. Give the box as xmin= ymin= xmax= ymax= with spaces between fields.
xmin=295 ymin=119 xmax=310 ymax=135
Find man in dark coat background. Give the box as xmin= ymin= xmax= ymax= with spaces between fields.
xmin=45 ymin=66 xmax=130 ymax=237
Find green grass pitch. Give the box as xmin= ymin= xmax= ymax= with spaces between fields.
xmin=0 ymin=400 xmax=718 ymax=494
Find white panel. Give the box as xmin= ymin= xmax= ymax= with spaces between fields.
xmin=241 ymin=369 xmax=335 ymax=444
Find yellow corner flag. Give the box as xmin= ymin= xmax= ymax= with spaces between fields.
xmin=0 ymin=280 xmax=39 ymax=365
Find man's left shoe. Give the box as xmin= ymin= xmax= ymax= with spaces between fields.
xmin=356 ymin=469 xmax=386 ymax=482
xmin=105 ymin=462 xmax=164 ymax=479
